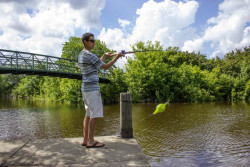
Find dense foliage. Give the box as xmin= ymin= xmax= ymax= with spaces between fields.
xmin=125 ymin=42 xmax=249 ymax=102
xmin=0 ymin=37 xmax=249 ymax=103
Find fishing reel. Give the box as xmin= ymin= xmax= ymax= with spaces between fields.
xmin=120 ymin=50 xmax=134 ymax=59
xmin=121 ymin=50 xmax=126 ymax=59
xmin=111 ymin=50 xmax=127 ymax=59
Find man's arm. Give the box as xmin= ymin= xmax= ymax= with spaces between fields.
xmin=100 ymin=53 xmax=108 ymax=62
xmin=100 ymin=52 xmax=114 ymax=62
xmin=101 ymin=52 xmax=122 ymax=70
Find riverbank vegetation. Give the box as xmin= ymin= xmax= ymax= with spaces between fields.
xmin=0 ymin=37 xmax=249 ymax=103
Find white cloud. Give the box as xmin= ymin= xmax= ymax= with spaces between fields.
xmin=118 ymin=19 xmax=130 ymax=28
xmin=0 ymin=0 xmax=105 ymax=56
xmin=182 ymin=0 xmax=250 ymax=58
xmin=98 ymin=28 xmax=129 ymax=69
xmin=130 ymin=0 xmax=198 ymax=46
xmin=99 ymin=28 xmax=129 ymax=51
xmin=98 ymin=0 xmax=199 ymax=68
xmin=99 ymin=0 xmax=199 ymax=48
xmin=182 ymin=38 xmax=203 ymax=52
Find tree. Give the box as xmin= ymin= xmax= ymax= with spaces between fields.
xmin=100 ymin=68 xmax=128 ymax=103
xmin=0 ymin=75 xmax=9 ymax=97
xmin=6 ymin=37 xmax=250 ymax=103
xmin=12 ymin=75 xmax=43 ymax=98
xmin=125 ymin=41 xmax=168 ymax=102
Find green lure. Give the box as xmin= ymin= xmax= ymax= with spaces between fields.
xmin=153 ymin=102 xmax=169 ymax=114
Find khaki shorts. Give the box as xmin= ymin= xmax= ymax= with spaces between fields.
xmin=82 ymin=90 xmax=103 ymax=118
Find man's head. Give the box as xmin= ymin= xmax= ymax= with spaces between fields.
xmin=82 ymin=33 xmax=95 ymax=50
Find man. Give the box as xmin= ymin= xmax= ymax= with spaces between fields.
xmin=79 ymin=33 xmax=122 ymax=148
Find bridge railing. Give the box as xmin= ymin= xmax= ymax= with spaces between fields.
xmin=0 ymin=49 xmax=111 ymax=83
xmin=0 ymin=49 xmax=81 ymax=74
xmin=0 ymin=49 xmax=80 ymax=74
xmin=0 ymin=49 xmax=110 ymax=83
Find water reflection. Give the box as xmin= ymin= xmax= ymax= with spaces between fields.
xmin=132 ymin=102 xmax=250 ymax=167
xmin=0 ymin=99 xmax=249 ymax=167
xmin=0 ymin=99 xmax=121 ymax=140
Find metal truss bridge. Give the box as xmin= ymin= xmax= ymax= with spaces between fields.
xmin=0 ymin=49 xmax=110 ymax=83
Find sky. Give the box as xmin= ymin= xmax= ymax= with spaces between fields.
xmin=0 ymin=0 xmax=250 ymax=68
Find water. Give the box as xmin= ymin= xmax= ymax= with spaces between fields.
xmin=0 ymin=99 xmax=249 ymax=167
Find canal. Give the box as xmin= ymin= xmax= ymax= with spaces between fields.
xmin=0 ymin=99 xmax=249 ymax=167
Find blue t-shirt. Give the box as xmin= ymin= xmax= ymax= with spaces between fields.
xmin=78 ymin=50 xmax=104 ymax=92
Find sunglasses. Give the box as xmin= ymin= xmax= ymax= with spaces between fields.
xmin=87 ymin=39 xmax=96 ymax=43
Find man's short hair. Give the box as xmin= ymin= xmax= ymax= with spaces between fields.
xmin=82 ymin=33 xmax=94 ymax=45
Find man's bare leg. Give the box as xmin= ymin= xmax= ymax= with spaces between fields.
xmin=87 ymin=118 xmax=104 ymax=147
xmin=88 ymin=118 xmax=97 ymax=144
xmin=83 ymin=116 xmax=90 ymax=145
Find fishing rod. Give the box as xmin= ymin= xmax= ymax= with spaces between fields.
xmin=120 ymin=49 xmax=163 ymax=58
xmin=108 ymin=50 xmax=163 ymax=59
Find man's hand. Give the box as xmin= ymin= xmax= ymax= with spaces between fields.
xmin=116 ymin=52 xmax=123 ymax=58
xmin=101 ymin=51 xmax=123 ymax=70
xmin=101 ymin=52 xmax=114 ymax=61
xmin=104 ymin=52 xmax=123 ymax=58
xmin=103 ymin=52 xmax=114 ymax=58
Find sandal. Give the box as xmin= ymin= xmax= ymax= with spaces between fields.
xmin=86 ymin=141 xmax=105 ymax=148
